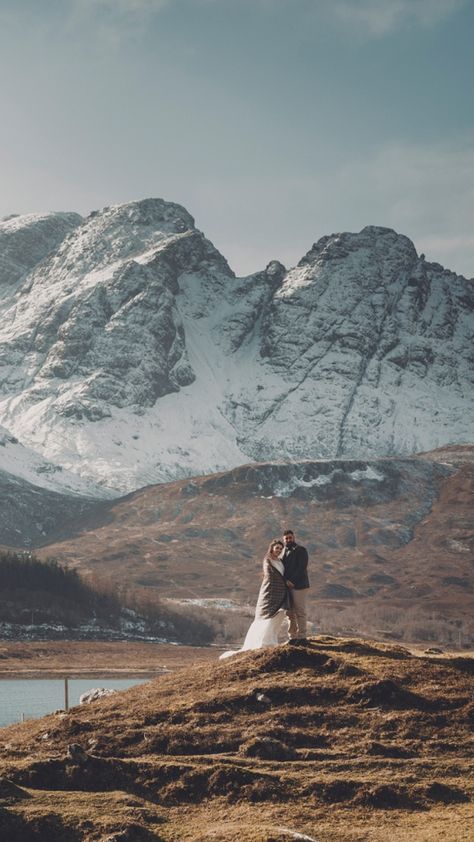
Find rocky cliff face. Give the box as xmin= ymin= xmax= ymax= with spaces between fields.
xmin=233 ymin=226 xmax=473 ymax=461
xmin=0 ymin=199 xmax=472 ymax=492
xmin=0 ymin=211 xmax=82 ymax=290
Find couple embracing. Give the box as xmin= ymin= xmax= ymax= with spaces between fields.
xmin=220 ymin=529 xmax=309 ymax=659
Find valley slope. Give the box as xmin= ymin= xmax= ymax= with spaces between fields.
xmin=22 ymin=446 xmax=474 ymax=646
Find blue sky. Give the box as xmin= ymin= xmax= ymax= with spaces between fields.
xmin=1 ymin=0 xmax=473 ymax=277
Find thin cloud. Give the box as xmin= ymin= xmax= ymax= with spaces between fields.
xmin=416 ymin=234 xmax=474 ymax=275
xmin=331 ymin=0 xmax=468 ymax=35
xmin=75 ymin=0 xmax=169 ymax=13
xmin=195 ymin=138 xmax=474 ymax=279
xmin=314 ymin=138 xmax=474 ymax=277
xmin=64 ymin=0 xmax=171 ymax=48
xmin=66 ymin=0 xmax=468 ymax=37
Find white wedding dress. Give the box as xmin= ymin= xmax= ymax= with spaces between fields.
xmin=220 ymin=558 xmax=286 ymax=659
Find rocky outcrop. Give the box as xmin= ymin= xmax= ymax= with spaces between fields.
xmin=79 ymin=688 xmax=117 ymax=705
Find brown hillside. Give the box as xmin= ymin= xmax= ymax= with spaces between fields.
xmin=30 ymin=452 xmax=474 ymax=646
xmin=0 ymin=637 xmax=472 ymax=841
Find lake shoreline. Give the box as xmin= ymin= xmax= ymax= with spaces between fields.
xmin=0 ymin=640 xmax=221 ymax=678
xmin=0 ymin=669 xmax=166 ymax=679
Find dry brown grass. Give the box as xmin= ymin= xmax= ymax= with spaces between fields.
xmin=0 ymin=636 xmax=473 ymax=841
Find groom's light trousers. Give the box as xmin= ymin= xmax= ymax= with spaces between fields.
xmin=286 ymin=588 xmax=309 ymax=639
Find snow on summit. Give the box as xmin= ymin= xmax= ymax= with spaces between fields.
xmin=0 ymin=211 xmax=82 ymax=292
xmin=0 ymin=199 xmax=472 ymax=493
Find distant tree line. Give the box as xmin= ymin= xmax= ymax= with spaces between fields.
xmin=0 ymin=551 xmax=94 ymax=603
xmin=0 ymin=551 xmax=121 ymax=626
xmin=0 ymin=551 xmax=218 ymax=643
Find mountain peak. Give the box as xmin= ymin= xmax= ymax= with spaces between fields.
xmin=298 ymin=225 xmax=418 ymax=269
xmin=87 ymin=197 xmax=196 ymax=234
xmin=359 ymin=224 xmax=399 ymax=237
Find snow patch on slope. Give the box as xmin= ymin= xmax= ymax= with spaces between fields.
xmin=270 ymin=464 xmax=385 ymax=497
xmin=0 ymin=423 xmax=115 ymax=498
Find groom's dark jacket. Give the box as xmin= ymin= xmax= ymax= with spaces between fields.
xmin=283 ymin=543 xmax=309 ymax=590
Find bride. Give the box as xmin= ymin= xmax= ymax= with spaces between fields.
xmin=220 ymin=538 xmax=289 ymax=659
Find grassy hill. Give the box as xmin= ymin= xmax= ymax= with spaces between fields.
xmin=0 ymin=636 xmax=472 ymax=840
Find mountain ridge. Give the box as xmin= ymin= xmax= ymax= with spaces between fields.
xmin=0 ymin=199 xmax=472 ymax=493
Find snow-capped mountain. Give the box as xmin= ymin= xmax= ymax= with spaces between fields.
xmin=0 ymin=198 xmax=472 ymax=493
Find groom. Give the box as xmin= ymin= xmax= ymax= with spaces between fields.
xmin=282 ymin=529 xmax=309 ymax=642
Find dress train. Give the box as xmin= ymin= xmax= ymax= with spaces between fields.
xmin=219 ymin=610 xmax=284 ymax=659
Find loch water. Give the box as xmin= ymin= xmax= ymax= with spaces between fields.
xmin=0 ymin=678 xmax=148 ymax=728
